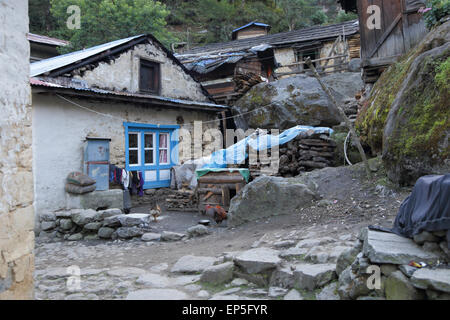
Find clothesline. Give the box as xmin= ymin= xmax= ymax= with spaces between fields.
xmin=56 ymin=93 xmax=279 ymax=129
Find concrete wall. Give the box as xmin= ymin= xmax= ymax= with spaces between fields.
xmin=32 ymin=93 xmax=219 ymax=215
xmin=75 ymin=43 xmax=209 ymax=102
xmin=0 ymin=0 xmax=34 ymax=299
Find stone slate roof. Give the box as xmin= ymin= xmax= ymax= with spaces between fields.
xmin=179 ymin=20 xmax=359 ymax=56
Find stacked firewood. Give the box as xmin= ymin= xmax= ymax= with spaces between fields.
xmin=249 ymin=132 xmax=337 ymax=178
xmin=165 ymin=189 xmax=197 ymax=211
xmin=234 ymin=73 xmax=264 ymax=96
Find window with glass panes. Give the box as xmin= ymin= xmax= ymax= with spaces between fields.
xmin=124 ymin=123 xmax=179 ymax=189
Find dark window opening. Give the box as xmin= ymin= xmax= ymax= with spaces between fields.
xmin=296 ymin=47 xmax=320 ymax=70
xmin=139 ymin=60 xmax=161 ymax=94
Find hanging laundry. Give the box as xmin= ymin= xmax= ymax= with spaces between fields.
xmin=138 ymin=171 xmax=144 ymax=197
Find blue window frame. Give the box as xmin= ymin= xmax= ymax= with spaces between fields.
xmin=124 ymin=122 xmax=179 ymax=189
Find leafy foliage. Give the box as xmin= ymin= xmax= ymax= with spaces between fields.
xmin=48 ymin=0 xmax=175 ymax=52
xmin=29 ymin=0 xmax=355 ymax=51
xmin=421 ymin=0 xmax=450 ymax=29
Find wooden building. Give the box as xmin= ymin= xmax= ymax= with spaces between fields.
xmin=176 ymin=20 xmax=361 ymax=105
xmin=338 ymin=0 xmax=428 ymax=82
xmin=28 ymin=33 xmax=69 ymax=62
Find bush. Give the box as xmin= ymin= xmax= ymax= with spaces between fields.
xmin=421 ymin=0 xmax=450 ymax=29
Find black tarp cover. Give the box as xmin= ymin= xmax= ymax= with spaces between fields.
xmin=392 ymin=174 xmax=450 ymax=247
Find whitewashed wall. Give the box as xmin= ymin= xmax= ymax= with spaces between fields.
xmin=32 ymin=93 xmax=219 ymax=214
xmin=75 ymin=43 xmax=209 ymax=102
xmin=0 ymin=0 xmax=34 ymax=299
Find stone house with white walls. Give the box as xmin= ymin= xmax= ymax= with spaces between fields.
xmin=30 ymin=34 xmax=228 ymax=224
xmin=0 ymin=0 xmax=35 ymax=299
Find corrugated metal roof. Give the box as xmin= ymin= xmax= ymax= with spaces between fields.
xmin=179 ymin=20 xmax=359 ymax=56
xmin=30 ymin=35 xmax=145 ymax=77
xmin=30 ymin=77 xmax=228 ymax=110
xmin=27 ymin=33 xmax=69 ymax=46
xmin=232 ymin=22 xmax=271 ymax=33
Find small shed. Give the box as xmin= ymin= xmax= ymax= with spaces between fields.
xmin=232 ymin=22 xmax=271 ymax=40
xmin=338 ymin=0 xmax=428 ymax=82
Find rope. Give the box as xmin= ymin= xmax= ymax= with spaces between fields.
xmin=344 ymin=130 xmax=353 ymax=166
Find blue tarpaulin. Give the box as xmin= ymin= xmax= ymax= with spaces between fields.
xmin=202 ymin=125 xmax=334 ymax=169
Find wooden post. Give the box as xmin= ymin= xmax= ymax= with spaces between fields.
xmin=304 ymin=57 xmax=373 ymax=179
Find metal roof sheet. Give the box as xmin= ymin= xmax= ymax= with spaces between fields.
xmin=27 ymin=33 xmax=69 ymax=47
xmin=30 ymin=35 xmax=144 ymax=77
xmin=30 ymin=77 xmax=228 ymax=110
xmin=232 ymin=21 xmax=271 ymax=33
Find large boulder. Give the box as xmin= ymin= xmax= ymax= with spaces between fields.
xmin=233 ymin=72 xmax=363 ymax=130
xmin=356 ymin=21 xmax=450 ymax=186
xmin=234 ymin=247 xmax=281 ymax=274
xmin=228 ymin=176 xmax=317 ymax=227
xmin=170 ymin=255 xmax=217 ymax=274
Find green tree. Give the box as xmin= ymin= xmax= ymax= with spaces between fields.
xmin=29 ymin=0 xmax=56 ymax=35
xmin=49 ymin=0 xmax=175 ymax=52
xmin=311 ymin=10 xmax=328 ymax=25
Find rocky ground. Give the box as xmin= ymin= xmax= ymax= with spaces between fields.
xmin=34 ymin=159 xmax=422 ymax=300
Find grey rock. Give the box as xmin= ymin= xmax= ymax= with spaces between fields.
xmin=200 ymin=262 xmax=234 ymax=285
xmin=171 ymin=275 xmax=202 ymax=286
xmin=126 ymin=289 xmax=188 ymax=300
xmin=102 ymin=215 xmax=122 ymax=228
xmin=83 ymin=222 xmax=103 ymax=231
xmin=241 ymin=288 xmax=268 ymax=297
xmin=141 ymin=233 xmax=161 ymax=242
xmin=296 ymin=237 xmax=334 ymax=248
xmin=293 ymin=263 xmax=336 ymax=290
xmin=273 ymin=240 xmax=296 ymax=249
xmin=413 ymin=231 xmax=439 ymax=245
xmin=279 ymin=247 xmax=309 ymax=259
xmin=269 ymin=266 xmax=295 ymax=289
xmin=55 ymin=211 xmax=71 ymax=218
xmin=84 ymin=234 xmax=99 ymax=240
xmin=107 ymin=267 xmax=146 ymax=278
xmin=161 ymin=231 xmax=185 ymax=242
xmin=422 ymin=241 xmax=441 ymax=253
xmin=40 ymin=212 xmax=56 ymax=222
xmin=411 ymin=268 xmax=450 ymax=293
xmin=117 ymin=213 xmax=150 ymax=227
xmin=187 ymin=225 xmax=211 ymax=238
xmin=171 ymin=255 xmax=216 ymax=274
xmin=432 ymin=230 xmax=447 ymax=238
xmin=71 ymin=209 xmax=97 ymax=226
xmin=336 ymin=246 xmax=360 ymax=276
xmin=228 ymin=176 xmax=317 ymax=227
xmin=197 ymin=290 xmax=210 ymax=299
xmin=316 ymin=282 xmax=340 ymax=300
xmin=234 ymin=72 xmax=363 ymax=130
xmin=231 ymin=278 xmax=249 ymax=286
xmin=399 ymin=265 xmax=418 ymax=278
xmin=59 ymin=219 xmax=73 ymax=230
xmin=385 ymin=271 xmax=425 ymax=300
xmin=234 ymin=247 xmax=281 ymax=274
xmin=67 ymin=233 xmax=83 ymax=241
xmin=95 ymin=208 xmax=122 ymax=220
xmin=348 ymin=58 xmax=362 ymax=72
xmin=268 ymin=287 xmax=289 ymax=298
xmin=136 ymin=273 xmax=171 ymax=288
xmin=363 ymin=229 xmax=440 ymax=265
xmin=283 ymin=289 xmax=304 ymax=300
xmin=98 ymin=227 xmax=115 ymax=239
xmin=41 ymin=221 xmax=56 ymax=231
xmin=116 ymin=227 xmax=144 ymax=239
xmin=380 ymin=264 xmax=398 ymax=276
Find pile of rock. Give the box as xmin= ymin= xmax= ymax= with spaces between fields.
xmin=38 ymin=209 xmax=187 ymax=242
xmin=336 ymin=228 xmax=450 ymax=300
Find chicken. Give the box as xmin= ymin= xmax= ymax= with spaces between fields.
xmin=150 ymin=204 xmax=162 ymax=222
xmin=205 ymin=205 xmax=227 ymax=224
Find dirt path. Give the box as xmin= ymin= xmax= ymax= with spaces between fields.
xmin=34 ymin=161 xmax=411 ymax=300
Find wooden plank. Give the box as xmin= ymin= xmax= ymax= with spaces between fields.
xmin=368 ymin=13 xmax=402 ymax=59
xmin=221 ymin=186 xmax=230 ymax=207
xmin=197 ymin=176 xmax=245 ymax=184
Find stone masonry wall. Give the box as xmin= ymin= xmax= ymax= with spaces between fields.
xmin=0 ymin=0 xmax=35 ymax=299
